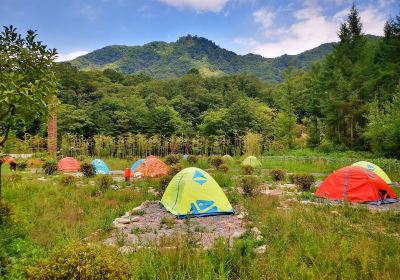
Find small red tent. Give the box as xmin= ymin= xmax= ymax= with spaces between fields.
xmin=58 ymin=157 xmax=80 ymax=172
xmin=315 ymin=166 xmax=396 ymax=203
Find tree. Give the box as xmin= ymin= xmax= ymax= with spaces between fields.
xmin=0 ymin=25 xmax=59 ymax=146
xmin=0 ymin=25 xmax=59 ymax=202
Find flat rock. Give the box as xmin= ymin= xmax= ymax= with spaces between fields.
xmin=254 ymin=245 xmax=266 ymax=254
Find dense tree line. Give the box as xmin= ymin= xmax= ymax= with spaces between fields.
xmin=8 ymin=5 xmax=400 ymax=157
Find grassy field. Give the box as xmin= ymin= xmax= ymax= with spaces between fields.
xmin=1 ymin=155 xmax=399 ymax=279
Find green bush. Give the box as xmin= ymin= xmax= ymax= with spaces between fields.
xmin=187 ymin=155 xmax=198 ymax=164
xmin=80 ymin=162 xmax=95 ymax=177
xmin=290 ymin=173 xmax=315 ymax=190
xmin=95 ymin=175 xmax=113 ymax=190
xmin=238 ymin=176 xmax=260 ymax=197
xmin=269 ymin=169 xmax=286 ymax=181
xmin=165 ymin=154 xmax=181 ymax=165
xmin=60 ymin=175 xmax=77 ymax=187
xmin=210 ymin=156 xmax=223 ymax=169
xmin=241 ymin=165 xmax=254 ymax=175
xmin=159 ymin=175 xmax=173 ymax=193
xmin=168 ymin=164 xmax=183 ymax=176
xmin=26 ymin=243 xmax=129 ymax=279
xmin=42 ymin=160 xmax=58 ymax=175
xmin=0 ymin=202 xmax=12 ymax=226
xmin=17 ymin=160 xmax=27 ymax=171
xmin=217 ymin=164 xmax=230 ymax=173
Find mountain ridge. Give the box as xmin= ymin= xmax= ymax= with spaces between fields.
xmin=70 ymin=35 xmax=377 ymax=82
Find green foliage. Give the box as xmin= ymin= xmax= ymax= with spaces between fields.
xmin=238 ymin=176 xmax=260 ymax=197
xmin=0 ymin=25 xmax=59 ymax=146
xmin=167 ymin=164 xmax=183 ymax=176
xmin=59 ymin=175 xmax=77 ymax=187
xmin=290 ymin=173 xmax=315 ymax=190
xmin=164 ymin=154 xmax=181 ymax=165
xmin=187 ymin=155 xmax=198 ymax=164
xmin=269 ymin=169 xmax=286 ymax=181
xmin=80 ymin=162 xmax=95 ymax=177
xmin=210 ymin=156 xmax=223 ymax=169
xmin=95 ymin=175 xmax=113 ymax=190
xmin=42 ymin=160 xmax=58 ymax=175
xmin=26 ymin=243 xmax=129 ymax=279
xmin=241 ymin=165 xmax=255 ymax=175
xmin=0 ymin=202 xmax=12 ymax=226
xmin=17 ymin=160 xmax=27 ymax=171
xmin=217 ymin=163 xmax=229 ymax=173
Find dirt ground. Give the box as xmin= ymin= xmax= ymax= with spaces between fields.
xmin=103 ymin=201 xmax=251 ymax=253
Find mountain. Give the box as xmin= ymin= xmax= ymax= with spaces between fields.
xmin=71 ymin=35 xmax=337 ymax=82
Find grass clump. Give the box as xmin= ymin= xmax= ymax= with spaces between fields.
xmin=59 ymin=175 xmax=77 ymax=187
xmin=95 ymin=174 xmax=113 ymax=190
xmin=168 ymin=164 xmax=183 ymax=176
xmin=269 ymin=169 xmax=286 ymax=181
xmin=187 ymin=155 xmax=198 ymax=164
xmin=165 ymin=154 xmax=181 ymax=165
xmin=210 ymin=156 xmax=223 ymax=169
xmin=241 ymin=165 xmax=254 ymax=175
xmin=159 ymin=175 xmax=173 ymax=193
xmin=17 ymin=160 xmax=28 ymax=171
xmin=26 ymin=243 xmax=129 ymax=279
xmin=238 ymin=176 xmax=260 ymax=197
xmin=160 ymin=217 xmax=176 ymax=229
xmin=42 ymin=160 xmax=58 ymax=175
xmin=217 ymin=163 xmax=229 ymax=173
xmin=80 ymin=162 xmax=95 ymax=177
xmin=289 ymin=173 xmax=315 ymax=190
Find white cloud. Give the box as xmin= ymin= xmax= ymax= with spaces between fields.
xmin=55 ymin=51 xmax=89 ymax=62
xmin=235 ymin=2 xmax=388 ymax=58
xmin=253 ymin=7 xmax=276 ymax=29
xmin=80 ymin=4 xmax=101 ymax=20
xmin=158 ymin=0 xmax=230 ymax=13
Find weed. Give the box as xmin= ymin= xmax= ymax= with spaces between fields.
xmin=241 ymin=165 xmax=254 ymax=175
xmin=160 ymin=217 xmax=176 ymax=229
xmin=42 ymin=160 xmax=57 ymax=175
xmin=80 ymin=162 xmax=95 ymax=177
xmin=269 ymin=169 xmax=286 ymax=181
xmin=59 ymin=175 xmax=77 ymax=186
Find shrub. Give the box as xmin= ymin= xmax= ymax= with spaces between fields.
xmin=95 ymin=175 xmax=113 ymax=190
xmin=210 ymin=156 xmax=223 ymax=169
xmin=165 ymin=154 xmax=181 ymax=165
xmin=218 ymin=164 xmax=230 ymax=173
xmin=25 ymin=243 xmax=129 ymax=279
xmin=60 ymin=175 xmax=77 ymax=187
xmin=0 ymin=202 xmax=13 ymax=225
xmin=17 ymin=160 xmax=27 ymax=171
xmin=290 ymin=173 xmax=315 ymax=190
xmin=168 ymin=164 xmax=183 ymax=176
xmin=238 ymin=176 xmax=260 ymax=197
xmin=187 ymin=155 xmax=198 ymax=164
xmin=159 ymin=175 xmax=173 ymax=193
xmin=80 ymin=162 xmax=95 ymax=177
xmin=241 ymin=165 xmax=254 ymax=175
xmin=269 ymin=169 xmax=286 ymax=181
xmin=42 ymin=160 xmax=58 ymax=175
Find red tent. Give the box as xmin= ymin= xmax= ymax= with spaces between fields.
xmin=315 ymin=166 xmax=396 ymax=203
xmin=58 ymin=157 xmax=80 ymax=172
xmin=134 ymin=156 xmax=168 ymax=178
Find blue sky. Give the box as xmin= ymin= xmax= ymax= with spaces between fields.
xmin=1 ymin=0 xmax=399 ymax=60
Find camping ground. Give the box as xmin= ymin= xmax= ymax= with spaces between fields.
xmin=1 ymin=153 xmax=399 ymax=279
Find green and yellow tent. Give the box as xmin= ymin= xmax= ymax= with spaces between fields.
xmin=352 ymin=161 xmax=392 ymax=184
xmin=241 ymin=156 xmax=261 ymax=167
xmin=161 ymin=167 xmax=234 ymax=218
xmin=222 ymin=154 xmax=234 ymax=162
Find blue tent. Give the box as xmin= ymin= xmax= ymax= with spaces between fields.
xmin=91 ymin=159 xmax=110 ymax=175
xmin=130 ymin=159 xmax=144 ymax=173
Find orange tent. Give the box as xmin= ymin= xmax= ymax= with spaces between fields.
xmin=315 ymin=166 xmax=396 ymax=203
xmin=2 ymin=156 xmax=15 ymax=164
xmin=58 ymin=157 xmax=80 ymax=172
xmin=134 ymin=156 xmax=168 ymax=178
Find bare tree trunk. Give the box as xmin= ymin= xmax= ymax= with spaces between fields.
xmin=47 ymin=96 xmax=57 ymax=156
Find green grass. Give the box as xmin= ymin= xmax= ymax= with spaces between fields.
xmin=1 ymin=156 xmax=400 ymax=279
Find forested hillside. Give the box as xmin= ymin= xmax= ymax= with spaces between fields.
xmin=70 ymin=35 xmax=337 ymax=82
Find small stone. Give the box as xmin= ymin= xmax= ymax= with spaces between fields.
xmin=118 ymin=246 xmax=134 ymax=254
xmin=331 ymin=210 xmax=340 ymax=215
xmin=231 ymin=231 xmax=243 ymax=239
xmin=256 ymin=235 xmax=263 ymax=241
xmin=130 ymin=216 xmax=140 ymax=222
xmin=251 ymin=227 xmax=262 ymax=236
xmin=237 ymin=214 xmax=244 ymax=219
xmin=116 ymin=218 xmax=131 ymax=224
xmin=254 ymin=245 xmax=266 ymax=254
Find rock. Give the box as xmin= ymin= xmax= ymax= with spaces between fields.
xmin=37 ymin=177 xmax=47 ymax=181
xmin=132 ymin=205 xmax=143 ymax=211
xmin=130 ymin=216 xmax=140 ymax=222
xmin=251 ymin=227 xmax=262 ymax=236
xmin=254 ymin=245 xmax=266 ymax=254
xmin=111 ymin=184 xmax=120 ymax=190
xmin=331 ymin=210 xmax=340 ymax=215
xmin=237 ymin=214 xmax=244 ymax=219
xmin=256 ymin=235 xmax=263 ymax=241
xmin=118 ymin=246 xmax=134 ymax=254
xmin=115 ymin=218 xmax=131 ymax=224
xmin=231 ymin=231 xmax=243 ymax=239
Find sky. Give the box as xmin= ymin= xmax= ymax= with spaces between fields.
xmin=1 ymin=0 xmax=399 ymax=61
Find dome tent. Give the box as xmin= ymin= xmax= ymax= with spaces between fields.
xmin=130 ymin=159 xmax=144 ymax=173
xmin=161 ymin=167 xmax=234 ymax=218
xmin=352 ymin=161 xmax=392 ymax=184
xmin=91 ymin=159 xmax=110 ymax=175
xmin=134 ymin=156 xmax=168 ymax=178
xmin=241 ymin=156 xmax=261 ymax=167
xmin=58 ymin=157 xmax=80 ymax=172
xmin=222 ymin=154 xmax=233 ymax=162
xmin=315 ymin=166 xmax=397 ymax=204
